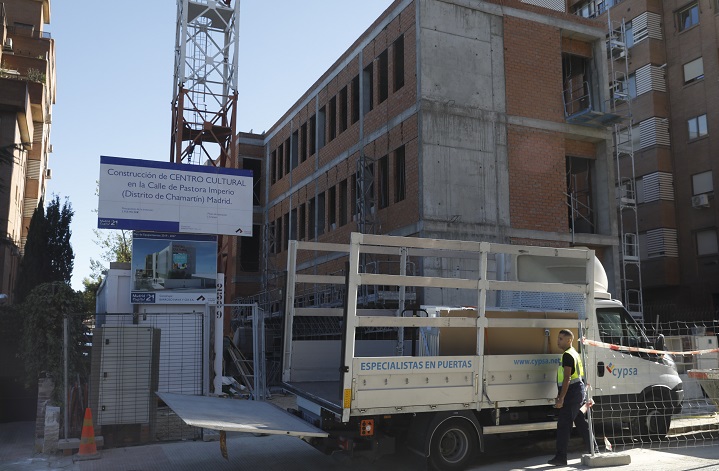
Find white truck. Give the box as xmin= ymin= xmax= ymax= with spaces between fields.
xmin=159 ymin=232 xmax=683 ymax=470
xmin=279 ymin=233 xmax=683 ymax=470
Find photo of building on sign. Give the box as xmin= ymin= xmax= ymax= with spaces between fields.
xmin=131 ymin=232 xmax=218 ymax=304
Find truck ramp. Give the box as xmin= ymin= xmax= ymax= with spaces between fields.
xmin=157 ymin=392 xmax=328 ymax=437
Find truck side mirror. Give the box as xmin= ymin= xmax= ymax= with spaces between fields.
xmin=654 ymin=334 xmax=666 ymax=352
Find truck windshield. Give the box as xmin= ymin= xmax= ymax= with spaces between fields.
xmin=596 ymin=307 xmax=650 ymax=352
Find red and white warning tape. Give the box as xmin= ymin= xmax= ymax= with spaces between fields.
xmin=582 ymin=337 xmax=719 ymax=356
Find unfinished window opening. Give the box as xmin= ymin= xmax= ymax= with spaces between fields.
xmin=284 ymin=138 xmax=291 ymax=175
xmin=363 ymin=64 xmax=374 ymax=116
xmin=309 ymin=198 xmax=316 ymax=240
xmin=350 ymin=175 xmax=358 ymax=221
xmin=317 ymin=192 xmax=326 ymax=236
xmin=378 ymin=50 xmax=389 ymax=104
xmin=328 ymin=97 xmax=337 ymax=142
xmin=339 ymin=179 xmax=348 ymax=226
xmin=243 ymin=158 xmax=261 ymax=206
xmin=291 ymin=131 xmax=299 ymax=170
xmin=278 ymin=143 xmax=285 ymax=179
xmin=318 ymin=106 xmax=326 ymax=150
xmin=270 ymin=150 xmax=277 ymax=184
xmin=283 ymin=213 xmax=290 ymax=251
xmin=394 ymin=146 xmax=406 ymax=203
xmin=566 ymin=156 xmax=595 ymax=234
xmin=328 ymin=186 xmax=337 ymax=229
xmin=268 ymin=221 xmax=276 ymax=254
xmin=393 ymin=35 xmax=405 ymax=91
xmin=299 ymin=204 xmax=306 ymax=241
xmin=300 ymin=122 xmax=307 ymax=163
xmin=239 ymin=224 xmax=260 ymax=271
xmin=378 ymin=155 xmax=389 ymax=209
xmin=351 ymin=75 xmax=360 ymax=124
xmin=562 ymin=54 xmax=594 ymax=117
xmin=275 ymin=217 xmax=283 ymax=254
xmin=290 ymin=208 xmax=297 ymax=242
xmin=309 ymin=115 xmax=317 ymax=156
xmin=339 ymin=87 xmax=348 ymax=133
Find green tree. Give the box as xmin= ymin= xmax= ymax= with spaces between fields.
xmin=19 ymin=282 xmax=88 ymax=402
xmin=14 ymin=196 xmax=75 ymax=303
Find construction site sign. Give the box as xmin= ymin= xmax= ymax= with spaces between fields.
xmin=98 ymin=156 xmax=253 ymax=236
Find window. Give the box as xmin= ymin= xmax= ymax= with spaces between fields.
xmin=309 ymin=114 xmax=316 ymax=156
xmin=350 ymin=175 xmax=357 ymax=221
xmin=363 ymin=64 xmax=374 ymax=116
xmin=328 ymin=186 xmax=336 ymax=228
xmin=291 ymin=131 xmax=298 ymax=170
xmin=596 ymin=307 xmax=649 ymax=350
xmin=692 ymin=171 xmax=713 ymax=195
xmin=275 ymin=217 xmax=283 ymax=254
xmin=317 ymin=192 xmax=326 ymax=236
xmin=697 ymin=229 xmax=718 ymax=256
xmin=270 ymin=150 xmax=277 ymax=184
xmin=393 ymin=35 xmax=405 ymax=91
xmin=318 ymin=107 xmax=326 ymax=150
xmin=684 ymin=57 xmax=704 ymax=84
xmin=308 ymin=198 xmax=316 ymax=240
xmin=299 ymin=204 xmax=306 ymax=240
xmin=300 ymin=122 xmax=307 ymax=163
xmin=339 ymin=179 xmax=348 ymax=226
xmin=678 ymin=2 xmax=699 ymax=32
xmin=351 ymin=75 xmax=360 ymax=124
xmin=328 ymin=97 xmax=337 ymax=141
xmin=290 ymin=208 xmax=297 ymax=242
xmin=378 ymin=155 xmax=389 ymax=209
xmin=278 ymin=143 xmax=286 ymax=179
xmin=635 ymin=177 xmax=645 ymax=204
xmin=283 ymin=213 xmax=290 ymax=250
xmin=284 ymin=138 xmax=290 ymax=174
xmin=378 ymin=49 xmax=389 ymax=104
xmin=339 ymin=87 xmax=348 ymax=133
xmin=243 ymin=158 xmax=261 ymax=206
xmin=394 ymin=146 xmax=406 ymax=203
xmin=239 ymin=225 xmax=260 ymax=271
xmin=624 ymin=21 xmax=634 ymax=48
xmin=688 ymin=114 xmax=708 ymax=139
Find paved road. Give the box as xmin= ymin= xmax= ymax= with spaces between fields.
xmin=2 ymin=421 xmax=719 ymax=471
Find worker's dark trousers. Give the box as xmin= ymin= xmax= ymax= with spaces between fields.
xmin=555 ymin=383 xmax=590 ymax=461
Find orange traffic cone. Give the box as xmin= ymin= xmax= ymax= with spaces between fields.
xmin=74 ymin=408 xmax=100 ymax=461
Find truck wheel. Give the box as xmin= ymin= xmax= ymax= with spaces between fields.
xmin=637 ymin=396 xmax=672 ymax=440
xmin=635 ymin=409 xmax=671 ymax=440
xmin=428 ymin=419 xmax=477 ymax=471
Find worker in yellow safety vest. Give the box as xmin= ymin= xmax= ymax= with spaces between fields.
xmin=548 ymin=329 xmax=591 ymax=466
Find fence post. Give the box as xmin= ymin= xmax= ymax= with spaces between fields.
xmin=63 ymin=315 xmax=68 ymax=440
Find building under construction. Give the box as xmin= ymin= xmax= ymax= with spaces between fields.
xmin=225 ymin=0 xmax=624 ymax=320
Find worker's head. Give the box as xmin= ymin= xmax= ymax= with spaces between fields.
xmin=557 ymin=329 xmax=574 ymax=350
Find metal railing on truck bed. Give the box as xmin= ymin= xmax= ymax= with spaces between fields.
xmin=282 ymin=233 xmax=595 ymax=423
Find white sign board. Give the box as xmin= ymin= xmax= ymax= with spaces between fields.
xmin=98 ymin=156 xmax=253 ymax=236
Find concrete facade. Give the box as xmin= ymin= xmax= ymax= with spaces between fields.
xmin=0 ymin=0 xmax=54 ymax=302
xmin=230 ymin=0 xmax=622 ymax=309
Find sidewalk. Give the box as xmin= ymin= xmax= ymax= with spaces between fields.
xmin=1 ymin=421 xmax=718 ymax=471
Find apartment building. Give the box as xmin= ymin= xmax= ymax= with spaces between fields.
xmin=231 ymin=0 xmax=622 ymax=312
xmin=570 ymin=0 xmax=719 ymax=318
xmin=0 ymin=0 xmax=54 ymax=303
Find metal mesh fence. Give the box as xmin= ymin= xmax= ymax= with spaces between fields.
xmin=585 ymin=319 xmax=719 ymax=452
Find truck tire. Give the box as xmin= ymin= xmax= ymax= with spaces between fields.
xmin=428 ymin=419 xmax=478 ymax=471
xmin=633 ymin=391 xmax=672 ymax=440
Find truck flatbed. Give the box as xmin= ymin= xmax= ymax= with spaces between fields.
xmin=283 ymin=381 xmax=342 ymax=414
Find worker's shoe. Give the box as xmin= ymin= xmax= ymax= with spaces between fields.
xmin=547 ymin=456 xmax=567 ymax=466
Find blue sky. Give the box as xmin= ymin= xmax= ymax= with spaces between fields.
xmin=49 ymin=1 xmax=393 ymax=290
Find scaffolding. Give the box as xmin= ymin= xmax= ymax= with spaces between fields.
xmin=607 ymin=15 xmax=644 ymax=321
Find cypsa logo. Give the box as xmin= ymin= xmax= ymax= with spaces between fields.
xmin=607 ymin=363 xmax=638 ymax=378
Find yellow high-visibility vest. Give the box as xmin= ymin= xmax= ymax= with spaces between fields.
xmin=557 ymin=346 xmax=584 ymax=387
